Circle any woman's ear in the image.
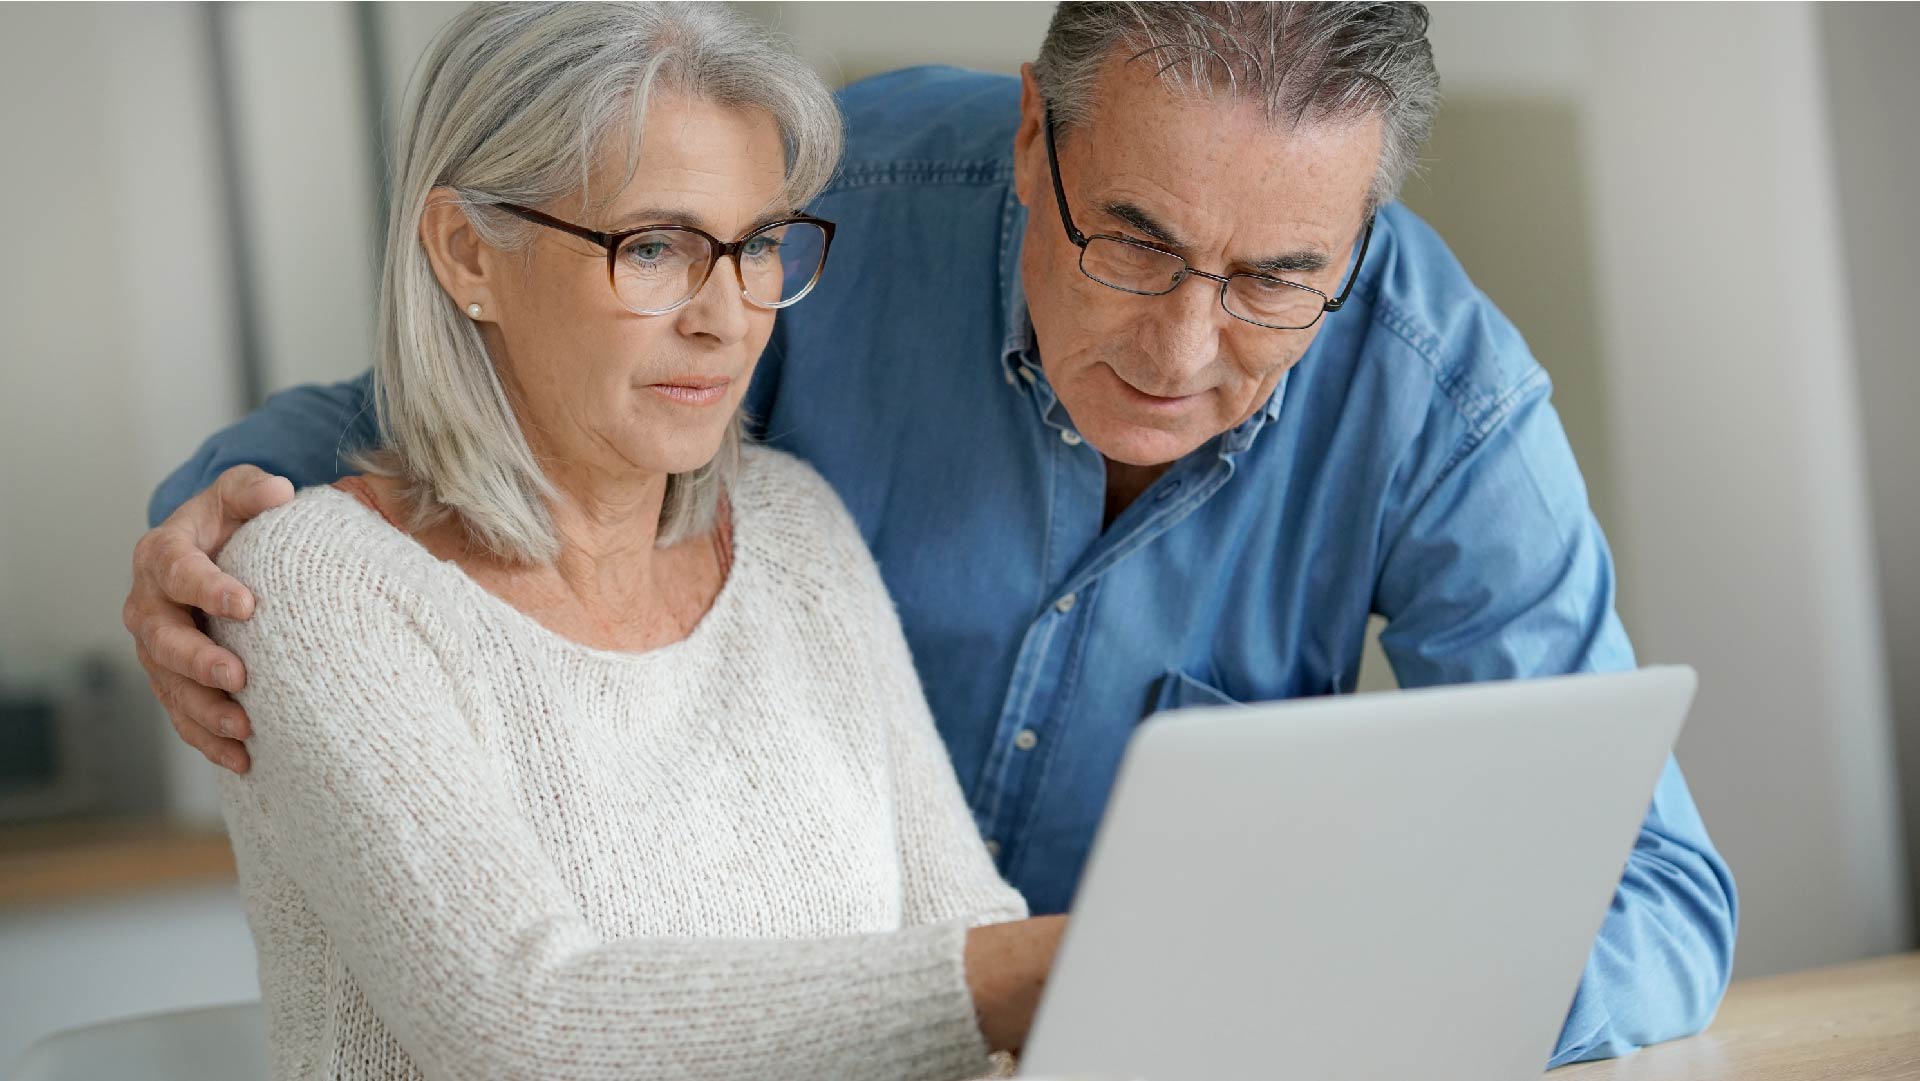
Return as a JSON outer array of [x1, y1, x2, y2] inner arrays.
[[419, 187, 496, 319]]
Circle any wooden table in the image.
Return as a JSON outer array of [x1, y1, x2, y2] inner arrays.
[[0, 817, 235, 906], [1548, 952, 1920, 1080]]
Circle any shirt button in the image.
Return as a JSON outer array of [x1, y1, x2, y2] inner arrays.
[[1054, 593, 1077, 614], [1019, 367, 1038, 384], [1060, 429, 1083, 446], [1014, 729, 1039, 751], [1003, 368, 1016, 385], [1155, 479, 1184, 501], [985, 839, 1002, 858]]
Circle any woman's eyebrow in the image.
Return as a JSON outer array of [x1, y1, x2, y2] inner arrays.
[[607, 207, 792, 236], [608, 207, 710, 230]]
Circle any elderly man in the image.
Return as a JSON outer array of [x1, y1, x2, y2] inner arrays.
[[127, 2, 1734, 1066]]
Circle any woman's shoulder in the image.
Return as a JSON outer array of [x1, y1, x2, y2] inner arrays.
[[217, 483, 443, 610], [731, 445, 880, 593], [734, 445, 852, 528]]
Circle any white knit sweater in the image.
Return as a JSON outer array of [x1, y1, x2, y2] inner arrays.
[[212, 447, 1028, 1081]]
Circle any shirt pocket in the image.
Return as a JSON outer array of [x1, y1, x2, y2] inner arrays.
[[1148, 668, 1246, 717]]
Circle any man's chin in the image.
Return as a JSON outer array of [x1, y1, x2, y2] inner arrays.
[[1064, 377, 1221, 466], [1079, 417, 1204, 469]]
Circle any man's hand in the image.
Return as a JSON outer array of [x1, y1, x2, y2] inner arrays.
[[125, 465, 295, 774]]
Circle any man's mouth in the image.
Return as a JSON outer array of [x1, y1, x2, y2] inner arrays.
[[1109, 366, 1203, 409]]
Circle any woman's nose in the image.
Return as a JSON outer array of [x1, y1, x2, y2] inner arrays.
[[676, 254, 754, 344]]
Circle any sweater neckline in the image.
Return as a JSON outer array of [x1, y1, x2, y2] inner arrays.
[[313, 483, 752, 668]]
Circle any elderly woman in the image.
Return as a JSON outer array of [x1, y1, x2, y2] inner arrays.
[[209, 5, 1061, 1079]]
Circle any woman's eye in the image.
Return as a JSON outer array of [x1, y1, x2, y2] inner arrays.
[[741, 235, 782, 260], [628, 242, 670, 263]]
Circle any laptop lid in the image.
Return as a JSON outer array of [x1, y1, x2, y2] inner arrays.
[[1019, 666, 1696, 1081]]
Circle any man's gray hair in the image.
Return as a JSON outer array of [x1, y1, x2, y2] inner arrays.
[[367, 2, 841, 564], [1034, 2, 1439, 211]]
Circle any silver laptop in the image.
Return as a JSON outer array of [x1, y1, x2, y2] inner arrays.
[[1019, 666, 1696, 1081]]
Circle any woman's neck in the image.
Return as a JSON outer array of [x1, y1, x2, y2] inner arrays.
[[539, 461, 673, 612], [372, 462, 727, 654]]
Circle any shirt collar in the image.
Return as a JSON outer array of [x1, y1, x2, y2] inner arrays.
[[1002, 301, 1038, 382], [1220, 370, 1289, 458], [998, 193, 1033, 376]]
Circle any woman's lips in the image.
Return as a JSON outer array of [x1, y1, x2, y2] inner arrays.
[[646, 377, 731, 406]]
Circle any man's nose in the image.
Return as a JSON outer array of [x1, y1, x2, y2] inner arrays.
[[1142, 273, 1227, 379]]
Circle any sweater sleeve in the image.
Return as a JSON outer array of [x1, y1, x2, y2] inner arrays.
[[804, 471, 1031, 931], [211, 507, 997, 1081]]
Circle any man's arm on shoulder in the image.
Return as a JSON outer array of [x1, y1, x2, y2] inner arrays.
[[149, 372, 377, 525], [1373, 377, 1738, 1066]]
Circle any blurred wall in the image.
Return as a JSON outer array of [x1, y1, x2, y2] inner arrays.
[[1821, 2, 1920, 942], [1574, 1, 1908, 975], [736, 1, 1051, 83], [0, 2, 242, 820], [0, 5, 235, 702], [0, 6, 260, 1065], [223, 3, 381, 393]]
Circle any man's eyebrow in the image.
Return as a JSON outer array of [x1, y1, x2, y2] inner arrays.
[[1102, 201, 1184, 248], [1103, 200, 1330, 276], [1250, 249, 1330, 276]]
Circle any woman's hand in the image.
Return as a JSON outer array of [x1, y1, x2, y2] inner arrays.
[[964, 914, 1068, 1053]]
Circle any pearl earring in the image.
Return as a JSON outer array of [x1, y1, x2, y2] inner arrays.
[[467, 303, 482, 318]]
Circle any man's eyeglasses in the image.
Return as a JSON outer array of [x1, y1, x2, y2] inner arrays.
[[493, 203, 836, 316], [1042, 108, 1373, 331]]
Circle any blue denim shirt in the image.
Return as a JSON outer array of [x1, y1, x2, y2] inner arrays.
[[154, 66, 1735, 1067]]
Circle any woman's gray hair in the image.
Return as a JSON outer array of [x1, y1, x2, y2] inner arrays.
[[1034, 2, 1439, 212], [366, 1, 842, 564]]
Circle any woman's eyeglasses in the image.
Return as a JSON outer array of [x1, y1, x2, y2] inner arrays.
[[494, 203, 836, 316]]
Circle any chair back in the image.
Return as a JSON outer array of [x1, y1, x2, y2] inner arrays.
[[9, 1003, 267, 1081]]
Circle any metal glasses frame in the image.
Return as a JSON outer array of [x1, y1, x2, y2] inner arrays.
[[1042, 107, 1373, 331]]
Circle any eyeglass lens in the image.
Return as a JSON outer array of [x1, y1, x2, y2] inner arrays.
[[612, 221, 828, 313], [1081, 236, 1325, 330]]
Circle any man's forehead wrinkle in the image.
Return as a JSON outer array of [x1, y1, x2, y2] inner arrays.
[[1097, 175, 1334, 275], [1100, 172, 1208, 236]]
